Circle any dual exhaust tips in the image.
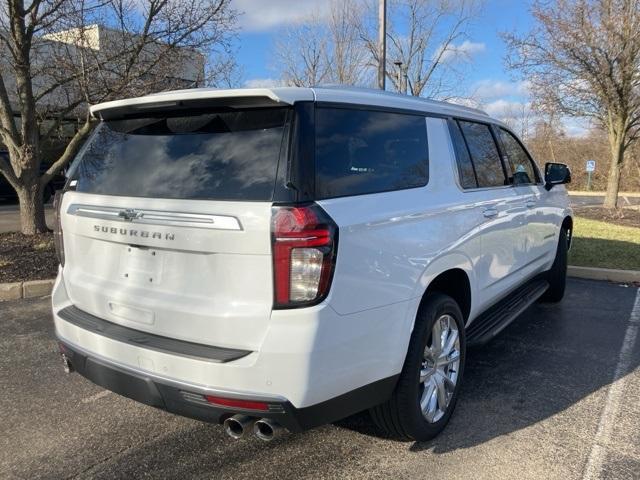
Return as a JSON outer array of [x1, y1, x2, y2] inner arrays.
[[223, 415, 283, 441]]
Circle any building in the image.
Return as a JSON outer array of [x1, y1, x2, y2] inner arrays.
[[42, 25, 205, 89], [1, 24, 206, 149]]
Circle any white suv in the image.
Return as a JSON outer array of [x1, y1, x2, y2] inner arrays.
[[52, 87, 572, 442]]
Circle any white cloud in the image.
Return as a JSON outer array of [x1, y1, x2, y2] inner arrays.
[[471, 80, 531, 100], [560, 117, 593, 138], [243, 77, 281, 88], [483, 99, 531, 119], [233, 0, 330, 31], [438, 40, 486, 63]]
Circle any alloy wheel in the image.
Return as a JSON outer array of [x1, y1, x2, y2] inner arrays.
[[419, 314, 461, 423]]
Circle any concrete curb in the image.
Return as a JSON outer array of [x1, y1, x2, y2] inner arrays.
[[0, 279, 54, 302], [568, 266, 640, 284], [568, 191, 640, 197]]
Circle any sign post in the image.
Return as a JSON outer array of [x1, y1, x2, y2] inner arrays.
[[586, 160, 596, 191]]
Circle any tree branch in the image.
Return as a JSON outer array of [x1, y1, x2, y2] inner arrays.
[[41, 117, 95, 187]]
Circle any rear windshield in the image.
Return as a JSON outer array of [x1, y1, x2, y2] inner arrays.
[[68, 108, 290, 201]]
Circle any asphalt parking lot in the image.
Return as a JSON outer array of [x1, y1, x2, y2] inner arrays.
[[1, 278, 639, 480]]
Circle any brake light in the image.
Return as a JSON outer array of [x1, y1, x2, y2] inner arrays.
[[52, 191, 65, 267], [271, 204, 338, 308]]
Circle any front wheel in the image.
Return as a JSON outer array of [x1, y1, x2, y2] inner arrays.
[[370, 293, 466, 441]]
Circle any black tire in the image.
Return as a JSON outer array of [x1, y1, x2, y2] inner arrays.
[[540, 227, 569, 303], [370, 293, 466, 441]]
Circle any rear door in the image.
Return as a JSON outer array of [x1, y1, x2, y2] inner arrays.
[[60, 107, 291, 351]]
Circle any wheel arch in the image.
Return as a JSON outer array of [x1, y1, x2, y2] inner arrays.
[[420, 268, 472, 324], [409, 252, 475, 333]]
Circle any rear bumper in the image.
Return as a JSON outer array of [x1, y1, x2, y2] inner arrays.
[[58, 339, 397, 432], [52, 270, 410, 429]]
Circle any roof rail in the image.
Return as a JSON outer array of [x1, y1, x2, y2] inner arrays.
[[312, 84, 488, 117]]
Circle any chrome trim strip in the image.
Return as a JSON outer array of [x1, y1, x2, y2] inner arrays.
[[67, 204, 243, 231], [55, 332, 287, 403]]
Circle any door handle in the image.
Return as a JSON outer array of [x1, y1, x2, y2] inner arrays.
[[526, 200, 536, 208], [483, 208, 498, 218]]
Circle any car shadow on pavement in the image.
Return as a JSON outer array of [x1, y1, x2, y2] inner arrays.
[[334, 280, 640, 454]]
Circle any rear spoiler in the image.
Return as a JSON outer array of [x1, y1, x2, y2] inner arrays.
[[90, 88, 313, 120]]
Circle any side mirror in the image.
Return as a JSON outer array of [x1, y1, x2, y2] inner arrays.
[[544, 162, 571, 191]]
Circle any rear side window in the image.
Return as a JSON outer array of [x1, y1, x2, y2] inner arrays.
[[68, 108, 290, 201], [457, 121, 506, 188], [498, 128, 539, 185], [315, 108, 429, 199]]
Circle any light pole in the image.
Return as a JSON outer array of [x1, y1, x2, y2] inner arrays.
[[378, 0, 387, 90]]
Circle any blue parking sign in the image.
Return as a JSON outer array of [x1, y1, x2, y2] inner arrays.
[[586, 160, 596, 172]]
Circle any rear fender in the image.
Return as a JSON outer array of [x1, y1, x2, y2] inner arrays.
[[406, 252, 476, 334]]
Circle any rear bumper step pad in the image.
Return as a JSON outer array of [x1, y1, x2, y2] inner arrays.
[[57, 305, 251, 363]]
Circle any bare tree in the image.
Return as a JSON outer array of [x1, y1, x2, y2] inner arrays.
[[526, 122, 640, 192], [358, 0, 482, 97], [504, 0, 640, 208], [0, 0, 238, 234], [327, 0, 371, 85], [274, 13, 330, 87], [274, 0, 371, 87]]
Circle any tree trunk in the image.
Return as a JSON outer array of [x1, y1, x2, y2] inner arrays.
[[17, 181, 48, 235], [603, 132, 625, 209]]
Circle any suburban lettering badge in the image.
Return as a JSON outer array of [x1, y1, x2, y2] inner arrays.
[[93, 225, 175, 240]]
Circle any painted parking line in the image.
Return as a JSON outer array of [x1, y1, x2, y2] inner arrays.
[[582, 287, 640, 480]]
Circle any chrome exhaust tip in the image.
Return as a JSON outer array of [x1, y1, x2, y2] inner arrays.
[[223, 415, 254, 439], [253, 418, 283, 441]]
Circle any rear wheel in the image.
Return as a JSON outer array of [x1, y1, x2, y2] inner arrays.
[[540, 227, 569, 303], [370, 293, 466, 441]]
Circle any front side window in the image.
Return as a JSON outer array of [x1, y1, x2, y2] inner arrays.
[[457, 121, 506, 188], [498, 128, 539, 185], [315, 108, 429, 199], [68, 108, 290, 201]]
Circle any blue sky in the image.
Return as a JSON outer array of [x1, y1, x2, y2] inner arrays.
[[230, 0, 540, 125]]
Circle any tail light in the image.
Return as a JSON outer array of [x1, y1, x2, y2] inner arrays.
[[53, 191, 65, 266], [271, 203, 338, 308]]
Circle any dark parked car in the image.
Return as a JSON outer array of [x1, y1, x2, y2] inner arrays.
[[0, 151, 67, 203]]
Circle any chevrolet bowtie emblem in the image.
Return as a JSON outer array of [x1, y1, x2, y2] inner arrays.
[[118, 209, 141, 221]]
